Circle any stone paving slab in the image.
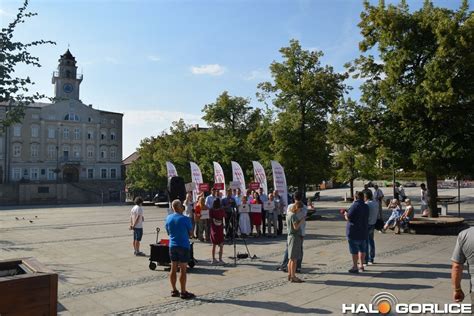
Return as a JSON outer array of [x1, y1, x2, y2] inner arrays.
[[1, 199, 473, 315]]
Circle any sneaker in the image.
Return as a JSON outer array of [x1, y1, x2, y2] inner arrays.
[[348, 268, 359, 274], [368, 261, 374, 265], [180, 291, 196, 299], [136, 251, 146, 256], [171, 289, 180, 297], [212, 259, 218, 265], [219, 259, 226, 265]]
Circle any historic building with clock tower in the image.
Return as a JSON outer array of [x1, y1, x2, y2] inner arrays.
[[0, 50, 124, 204]]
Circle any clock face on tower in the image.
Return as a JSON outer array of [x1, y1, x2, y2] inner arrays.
[[63, 83, 74, 93]]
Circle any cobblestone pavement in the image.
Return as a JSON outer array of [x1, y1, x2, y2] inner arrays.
[[1, 189, 473, 315]]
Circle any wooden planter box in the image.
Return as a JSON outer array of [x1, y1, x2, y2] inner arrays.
[[0, 258, 58, 315]]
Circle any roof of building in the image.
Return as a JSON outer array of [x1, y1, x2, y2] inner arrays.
[[61, 49, 76, 61], [122, 152, 139, 165]]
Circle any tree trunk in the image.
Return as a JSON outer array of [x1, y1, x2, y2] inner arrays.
[[426, 171, 439, 218]]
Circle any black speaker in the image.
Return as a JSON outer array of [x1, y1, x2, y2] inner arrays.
[[168, 176, 186, 202]]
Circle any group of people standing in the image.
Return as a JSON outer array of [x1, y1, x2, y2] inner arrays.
[[184, 187, 287, 242]]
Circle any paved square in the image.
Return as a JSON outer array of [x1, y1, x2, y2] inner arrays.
[[1, 187, 473, 315]]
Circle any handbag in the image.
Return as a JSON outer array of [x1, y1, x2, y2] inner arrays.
[[374, 218, 384, 230]]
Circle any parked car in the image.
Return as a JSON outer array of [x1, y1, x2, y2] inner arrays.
[[384, 181, 400, 187], [153, 191, 168, 203], [404, 182, 417, 187]]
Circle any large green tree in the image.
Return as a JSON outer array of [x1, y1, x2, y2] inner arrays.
[[350, 0, 474, 216], [0, 0, 55, 129], [328, 99, 379, 198], [258, 39, 347, 192], [201, 91, 264, 181]]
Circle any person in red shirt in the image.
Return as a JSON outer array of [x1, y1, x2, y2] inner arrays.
[[250, 192, 263, 237], [210, 198, 225, 264]]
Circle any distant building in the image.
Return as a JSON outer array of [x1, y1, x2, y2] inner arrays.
[[0, 50, 124, 204]]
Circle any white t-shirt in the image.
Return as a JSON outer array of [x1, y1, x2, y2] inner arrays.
[[130, 205, 144, 228], [421, 189, 428, 206]]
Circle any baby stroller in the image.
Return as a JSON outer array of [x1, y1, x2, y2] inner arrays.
[[149, 227, 196, 270]]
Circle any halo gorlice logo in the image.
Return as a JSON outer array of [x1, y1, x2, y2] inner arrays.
[[342, 292, 472, 314], [370, 292, 398, 315], [342, 292, 398, 315]]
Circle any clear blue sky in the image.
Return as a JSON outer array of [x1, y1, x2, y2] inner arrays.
[[0, 0, 465, 159]]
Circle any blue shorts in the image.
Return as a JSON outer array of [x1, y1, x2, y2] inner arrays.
[[133, 228, 143, 241], [348, 239, 366, 254], [169, 246, 190, 263]]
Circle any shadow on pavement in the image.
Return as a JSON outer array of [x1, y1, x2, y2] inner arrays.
[[306, 280, 432, 290], [197, 298, 332, 314]]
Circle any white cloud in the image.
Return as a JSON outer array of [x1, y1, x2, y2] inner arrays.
[[122, 109, 206, 158], [190, 64, 226, 76], [104, 57, 119, 64], [242, 69, 271, 81], [147, 55, 160, 62]]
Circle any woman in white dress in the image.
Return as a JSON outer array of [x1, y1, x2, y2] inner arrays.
[[238, 195, 251, 237]]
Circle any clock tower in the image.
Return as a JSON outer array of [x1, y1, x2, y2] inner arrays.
[[52, 49, 83, 101]]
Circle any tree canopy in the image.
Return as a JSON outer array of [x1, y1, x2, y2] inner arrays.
[[349, 0, 474, 215], [258, 39, 347, 192], [0, 0, 55, 130]]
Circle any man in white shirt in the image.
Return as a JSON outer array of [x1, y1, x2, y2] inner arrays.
[[259, 188, 269, 236], [130, 196, 145, 256]]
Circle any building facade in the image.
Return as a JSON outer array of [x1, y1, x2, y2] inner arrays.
[[0, 50, 123, 185]]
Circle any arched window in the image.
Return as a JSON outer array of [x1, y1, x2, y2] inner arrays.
[[64, 113, 80, 121]]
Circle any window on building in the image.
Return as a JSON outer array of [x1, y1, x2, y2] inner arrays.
[[111, 119, 116, 124], [110, 148, 116, 160], [13, 125, 21, 137], [48, 127, 55, 139], [32, 114, 40, 120], [88, 117, 92, 122], [12, 168, 21, 180], [100, 149, 107, 159], [64, 113, 79, 121], [63, 127, 69, 139], [87, 168, 94, 179], [48, 115, 56, 120], [101, 168, 107, 179], [74, 128, 81, 140], [30, 143, 39, 158], [110, 132, 116, 141], [31, 125, 39, 138], [30, 168, 39, 180], [47, 168, 56, 180], [110, 168, 117, 179], [87, 146, 94, 159], [73, 145, 81, 158], [101, 131, 106, 140], [47, 145, 56, 160], [13, 144, 21, 157], [63, 145, 69, 159], [23, 169, 28, 177], [87, 130, 94, 140], [38, 187, 49, 194]]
